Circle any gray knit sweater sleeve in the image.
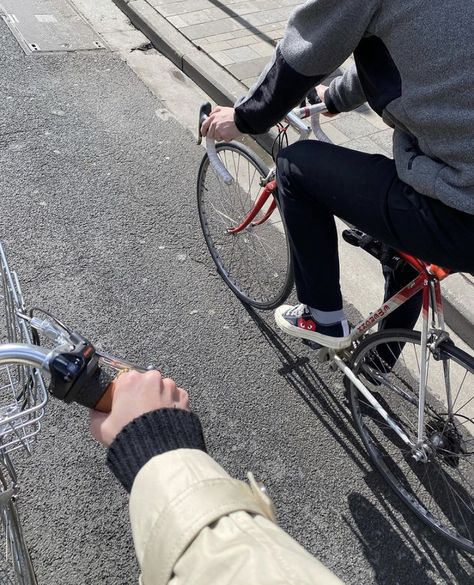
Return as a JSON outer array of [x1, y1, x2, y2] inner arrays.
[[235, 0, 380, 134], [279, 0, 379, 76], [326, 64, 366, 114]]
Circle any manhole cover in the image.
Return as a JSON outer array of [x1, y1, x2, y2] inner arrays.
[[0, 0, 106, 54]]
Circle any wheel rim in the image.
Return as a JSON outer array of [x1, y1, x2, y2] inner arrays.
[[0, 466, 36, 585], [0, 501, 32, 585], [351, 332, 474, 550], [198, 144, 292, 309]]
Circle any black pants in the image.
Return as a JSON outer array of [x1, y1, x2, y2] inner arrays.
[[276, 141, 474, 330]]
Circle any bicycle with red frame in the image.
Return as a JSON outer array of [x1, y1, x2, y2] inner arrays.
[[196, 99, 474, 552]]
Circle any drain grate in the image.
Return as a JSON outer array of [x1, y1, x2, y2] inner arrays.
[[0, 0, 106, 54]]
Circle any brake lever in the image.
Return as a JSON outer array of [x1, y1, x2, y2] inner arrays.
[[307, 88, 322, 106], [197, 102, 212, 145], [94, 350, 151, 373]]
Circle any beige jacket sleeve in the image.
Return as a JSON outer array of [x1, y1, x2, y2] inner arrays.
[[129, 449, 344, 585]]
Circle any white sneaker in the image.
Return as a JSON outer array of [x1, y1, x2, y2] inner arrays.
[[274, 304, 351, 350]]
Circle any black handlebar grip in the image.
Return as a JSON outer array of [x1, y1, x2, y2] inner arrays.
[[197, 102, 212, 144], [74, 366, 116, 412]]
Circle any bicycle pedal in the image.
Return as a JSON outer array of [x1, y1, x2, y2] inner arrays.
[[316, 347, 332, 364], [342, 228, 364, 247], [302, 339, 322, 350]]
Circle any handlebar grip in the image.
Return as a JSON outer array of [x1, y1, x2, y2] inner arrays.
[[94, 379, 117, 413], [197, 102, 234, 185], [73, 366, 117, 411], [197, 102, 212, 144], [310, 113, 332, 143], [206, 140, 234, 185], [199, 102, 212, 127]]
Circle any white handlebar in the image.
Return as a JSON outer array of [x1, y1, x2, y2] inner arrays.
[[291, 102, 332, 144], [201, 99, 331, 182], [206, 139, 234, 185], [310, 112, 332, 144]]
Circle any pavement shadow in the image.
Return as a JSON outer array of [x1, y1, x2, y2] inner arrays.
[[346, 480, 474, 584], [242, 304, 372, 474], [346, 492, 438, 585], [242, 304, 474, 583], [208, 0, 278, 47]]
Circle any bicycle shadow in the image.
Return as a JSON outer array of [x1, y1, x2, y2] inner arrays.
[[241, 303, 373, 474], [346, 479, 474, 585], [241, 304, 474, 584], [345, 492, 438, 585]]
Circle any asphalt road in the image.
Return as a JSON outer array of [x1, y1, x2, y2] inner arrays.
[[0, 18, 473, 585]]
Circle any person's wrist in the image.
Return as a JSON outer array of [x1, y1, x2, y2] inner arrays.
[[324, 86, 340, 115], [324, 88, 341, 116], [107, 409, 207, 492]]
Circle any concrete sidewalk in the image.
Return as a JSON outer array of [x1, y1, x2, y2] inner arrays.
[[112, 0, 474, 348]]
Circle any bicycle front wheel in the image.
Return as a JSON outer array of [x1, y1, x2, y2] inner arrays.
[[349, 329, 474, 552], [0, 466, 37, 585], [197, 142, 293, 310]]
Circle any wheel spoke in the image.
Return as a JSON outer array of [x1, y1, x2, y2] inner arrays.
[[198, 145, 292, 308], [350, 330, 474, 551]]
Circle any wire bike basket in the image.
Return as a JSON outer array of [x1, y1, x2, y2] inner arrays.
[[0, 244, 47, 456]]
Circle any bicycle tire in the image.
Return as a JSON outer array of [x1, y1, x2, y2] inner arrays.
[[197, 141, 294, 310], [0, 467, 37, 585], [348, 328, 474, 552]]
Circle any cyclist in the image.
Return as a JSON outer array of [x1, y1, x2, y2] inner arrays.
[[91, 370, 343, 585], [201, 0, 474, 349]]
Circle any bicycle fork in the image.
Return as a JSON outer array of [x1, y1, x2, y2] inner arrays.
[[227, 180, 277, 234]]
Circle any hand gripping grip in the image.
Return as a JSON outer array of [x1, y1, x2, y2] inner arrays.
[[94, 379, 117, 412], [74, 366, 117, 412], [304, 90, 332, 143], [197, 102, 234, 186]]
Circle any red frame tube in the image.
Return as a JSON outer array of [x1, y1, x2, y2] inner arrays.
[[226, 185, 453, 334], [227, 181, 277, 234], [352, 258, 451, 338], [252, 200, 277, 226]]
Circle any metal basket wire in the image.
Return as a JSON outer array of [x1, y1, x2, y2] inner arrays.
[[0, 244, 47, 456]]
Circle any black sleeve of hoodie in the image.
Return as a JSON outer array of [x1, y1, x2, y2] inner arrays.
[[107, 409, 207, 493], [234, 47, 324, 135]]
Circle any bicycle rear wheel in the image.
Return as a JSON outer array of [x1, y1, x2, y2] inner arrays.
[[0, 464, 37, 585], [349, 329, 474, 551], [197, 142, 293, 310]]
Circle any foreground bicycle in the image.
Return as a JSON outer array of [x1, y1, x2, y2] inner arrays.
[[197, 101, 474, 551], [0, 244, 148, 584]]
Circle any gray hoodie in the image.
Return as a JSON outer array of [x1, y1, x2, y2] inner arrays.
[[234, 0, 474, 215]]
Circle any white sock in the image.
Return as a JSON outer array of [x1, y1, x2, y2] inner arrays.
[[308, 306, 349, 336]]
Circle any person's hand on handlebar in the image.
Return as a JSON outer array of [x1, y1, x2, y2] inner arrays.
[[316, 84, 336, 118], [201, 106, 242, 142], [90, 370, 190, 446]]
